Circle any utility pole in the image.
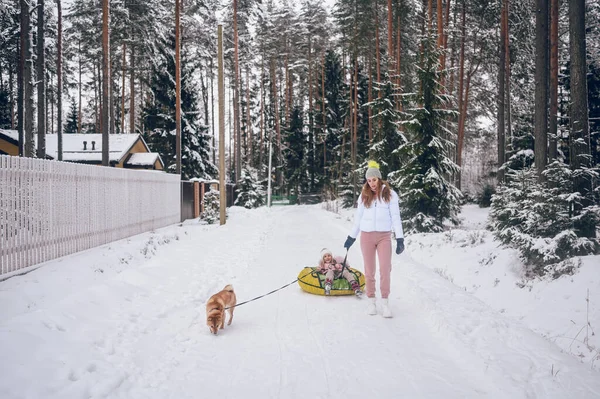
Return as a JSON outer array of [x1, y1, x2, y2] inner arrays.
[[267, 132, 273, 208], [218, 25, 226, 225], [175, 0, 182, 176]]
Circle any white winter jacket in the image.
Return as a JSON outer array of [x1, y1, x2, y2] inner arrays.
[[349, 186, 404, 239]]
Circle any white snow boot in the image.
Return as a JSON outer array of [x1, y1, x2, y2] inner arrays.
[[367, 297, 377, 315], [381, 298, 393, 318]]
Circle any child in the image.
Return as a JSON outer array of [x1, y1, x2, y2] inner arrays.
[[317, 248, 362, 296]]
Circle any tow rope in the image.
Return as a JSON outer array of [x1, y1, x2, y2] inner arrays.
[[225, 250, 349, 310]]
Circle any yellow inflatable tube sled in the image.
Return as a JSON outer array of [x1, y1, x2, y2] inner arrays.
[[297, 267, 366, 296]]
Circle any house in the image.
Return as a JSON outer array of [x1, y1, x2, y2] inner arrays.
[[0, 129, 18, 156], [0, 129, 163, 170]]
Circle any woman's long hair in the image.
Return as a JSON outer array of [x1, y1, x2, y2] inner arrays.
[[361, 179, 391, 208]]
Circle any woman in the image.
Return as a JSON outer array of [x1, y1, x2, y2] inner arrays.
[[344, 161, 404, 318]]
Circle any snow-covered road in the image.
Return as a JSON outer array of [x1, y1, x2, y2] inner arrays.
[[1, 206, 598, 398]]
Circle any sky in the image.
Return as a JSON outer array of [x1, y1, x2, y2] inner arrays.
[[0, 204, 599, 398]]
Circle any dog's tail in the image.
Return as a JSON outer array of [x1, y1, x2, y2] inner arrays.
[[223, 284, 234, 292]]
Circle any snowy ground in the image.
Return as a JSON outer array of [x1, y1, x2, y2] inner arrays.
[[1, 204, 599, 399]]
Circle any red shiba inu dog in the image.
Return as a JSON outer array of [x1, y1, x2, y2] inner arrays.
[[206, 284, 236, 335]]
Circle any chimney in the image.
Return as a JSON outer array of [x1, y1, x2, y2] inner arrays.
[[83, 141, 87, 150], [91, 141, 96, 150]]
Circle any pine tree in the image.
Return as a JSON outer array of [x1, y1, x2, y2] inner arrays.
[[142, 36, 217, 180], [283, 106, 306, 194], [368, 80, 406, 178], [393, 36, 461, 233], [64, 98, 78, 133], [234, 166, 264, 208]]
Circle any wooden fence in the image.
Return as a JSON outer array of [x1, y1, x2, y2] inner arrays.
[[0, 155, 181, 279]]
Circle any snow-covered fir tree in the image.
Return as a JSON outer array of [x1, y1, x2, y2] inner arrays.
[[313, 50, 348, 192], [234, 166, 264, 209], [368, 80, 406, 179], [283, 106, 306, 194], [142, 36, 217, 180], [393, 36, 461, 233], [64, 98, 78, 133], [202, 189, 221, 224], [0, 86, 11, 129], [489, 162, 599, 274], [338, 64, 372, 208]]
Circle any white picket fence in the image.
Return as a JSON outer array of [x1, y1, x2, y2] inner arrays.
[[0, 155, 181, 278]]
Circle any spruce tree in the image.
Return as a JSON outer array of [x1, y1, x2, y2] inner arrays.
[[489, 163, 599, 272], [0, 86, 10, 129], [142, 36, 217, 180], [393, 37, 461, 233], [368, 80, 406, 179], [234, 166, 264, 209], [312, 50, 348, 193], [64, 98, 78, 133], [283, 106, 306, 194], [202, 189, 221, 224]]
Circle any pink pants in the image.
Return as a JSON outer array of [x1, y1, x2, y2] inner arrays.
[[360, 231, 392, 299]]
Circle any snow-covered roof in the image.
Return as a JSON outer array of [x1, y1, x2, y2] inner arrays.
[[47, 134, 145, 163], [0, 129, 18, 142], [188, 178, 219, 184], [126, 152, 162, 167], [0, 132, 148, 163]]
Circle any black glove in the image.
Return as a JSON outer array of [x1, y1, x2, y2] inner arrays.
[[396, 238, 405, 255], [344, 236, 356, 249]]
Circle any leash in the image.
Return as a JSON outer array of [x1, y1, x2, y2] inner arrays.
[[224, 250, 351, 310], [224, 268, 315, 310]]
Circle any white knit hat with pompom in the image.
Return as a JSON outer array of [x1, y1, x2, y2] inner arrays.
[[320, 248, 332, 259]]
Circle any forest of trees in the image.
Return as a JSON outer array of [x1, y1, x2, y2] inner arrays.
[[1, 0, 599, 266]]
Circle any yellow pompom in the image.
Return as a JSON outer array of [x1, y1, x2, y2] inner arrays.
[[367, 160, 380, 169]]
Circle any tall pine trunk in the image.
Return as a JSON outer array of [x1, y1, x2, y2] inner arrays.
[[78, 40, 82, 133], [36, 0, 46, 158], [121, 43, 126, 133], [175, 0, 181, 174], [270, 59, 281, 185], [548, 0, 558, 160], [259, 65, 264, 174], [457, 0, 465, 169], [129, 42, 135, 133], [101, 0, 110, 165], [569, 0, 594, 238], [245, 67, 252, 164], [211, 58, 216, 165], [534, 0, 549, 180], [22, 0, 34, 157], [396, 14, 401, 109], [321, 52, 326, 178], [57, 0, 63, 160], [17, 0, 23, 155], [9, 59, 15, 129], [375, 0, 381, 84], [233, 0, 241, 182], [387, 0, 393, 74], [504, 0, 512, 144], [308, 36, 315, 186], [497, 0, 506, 183]]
